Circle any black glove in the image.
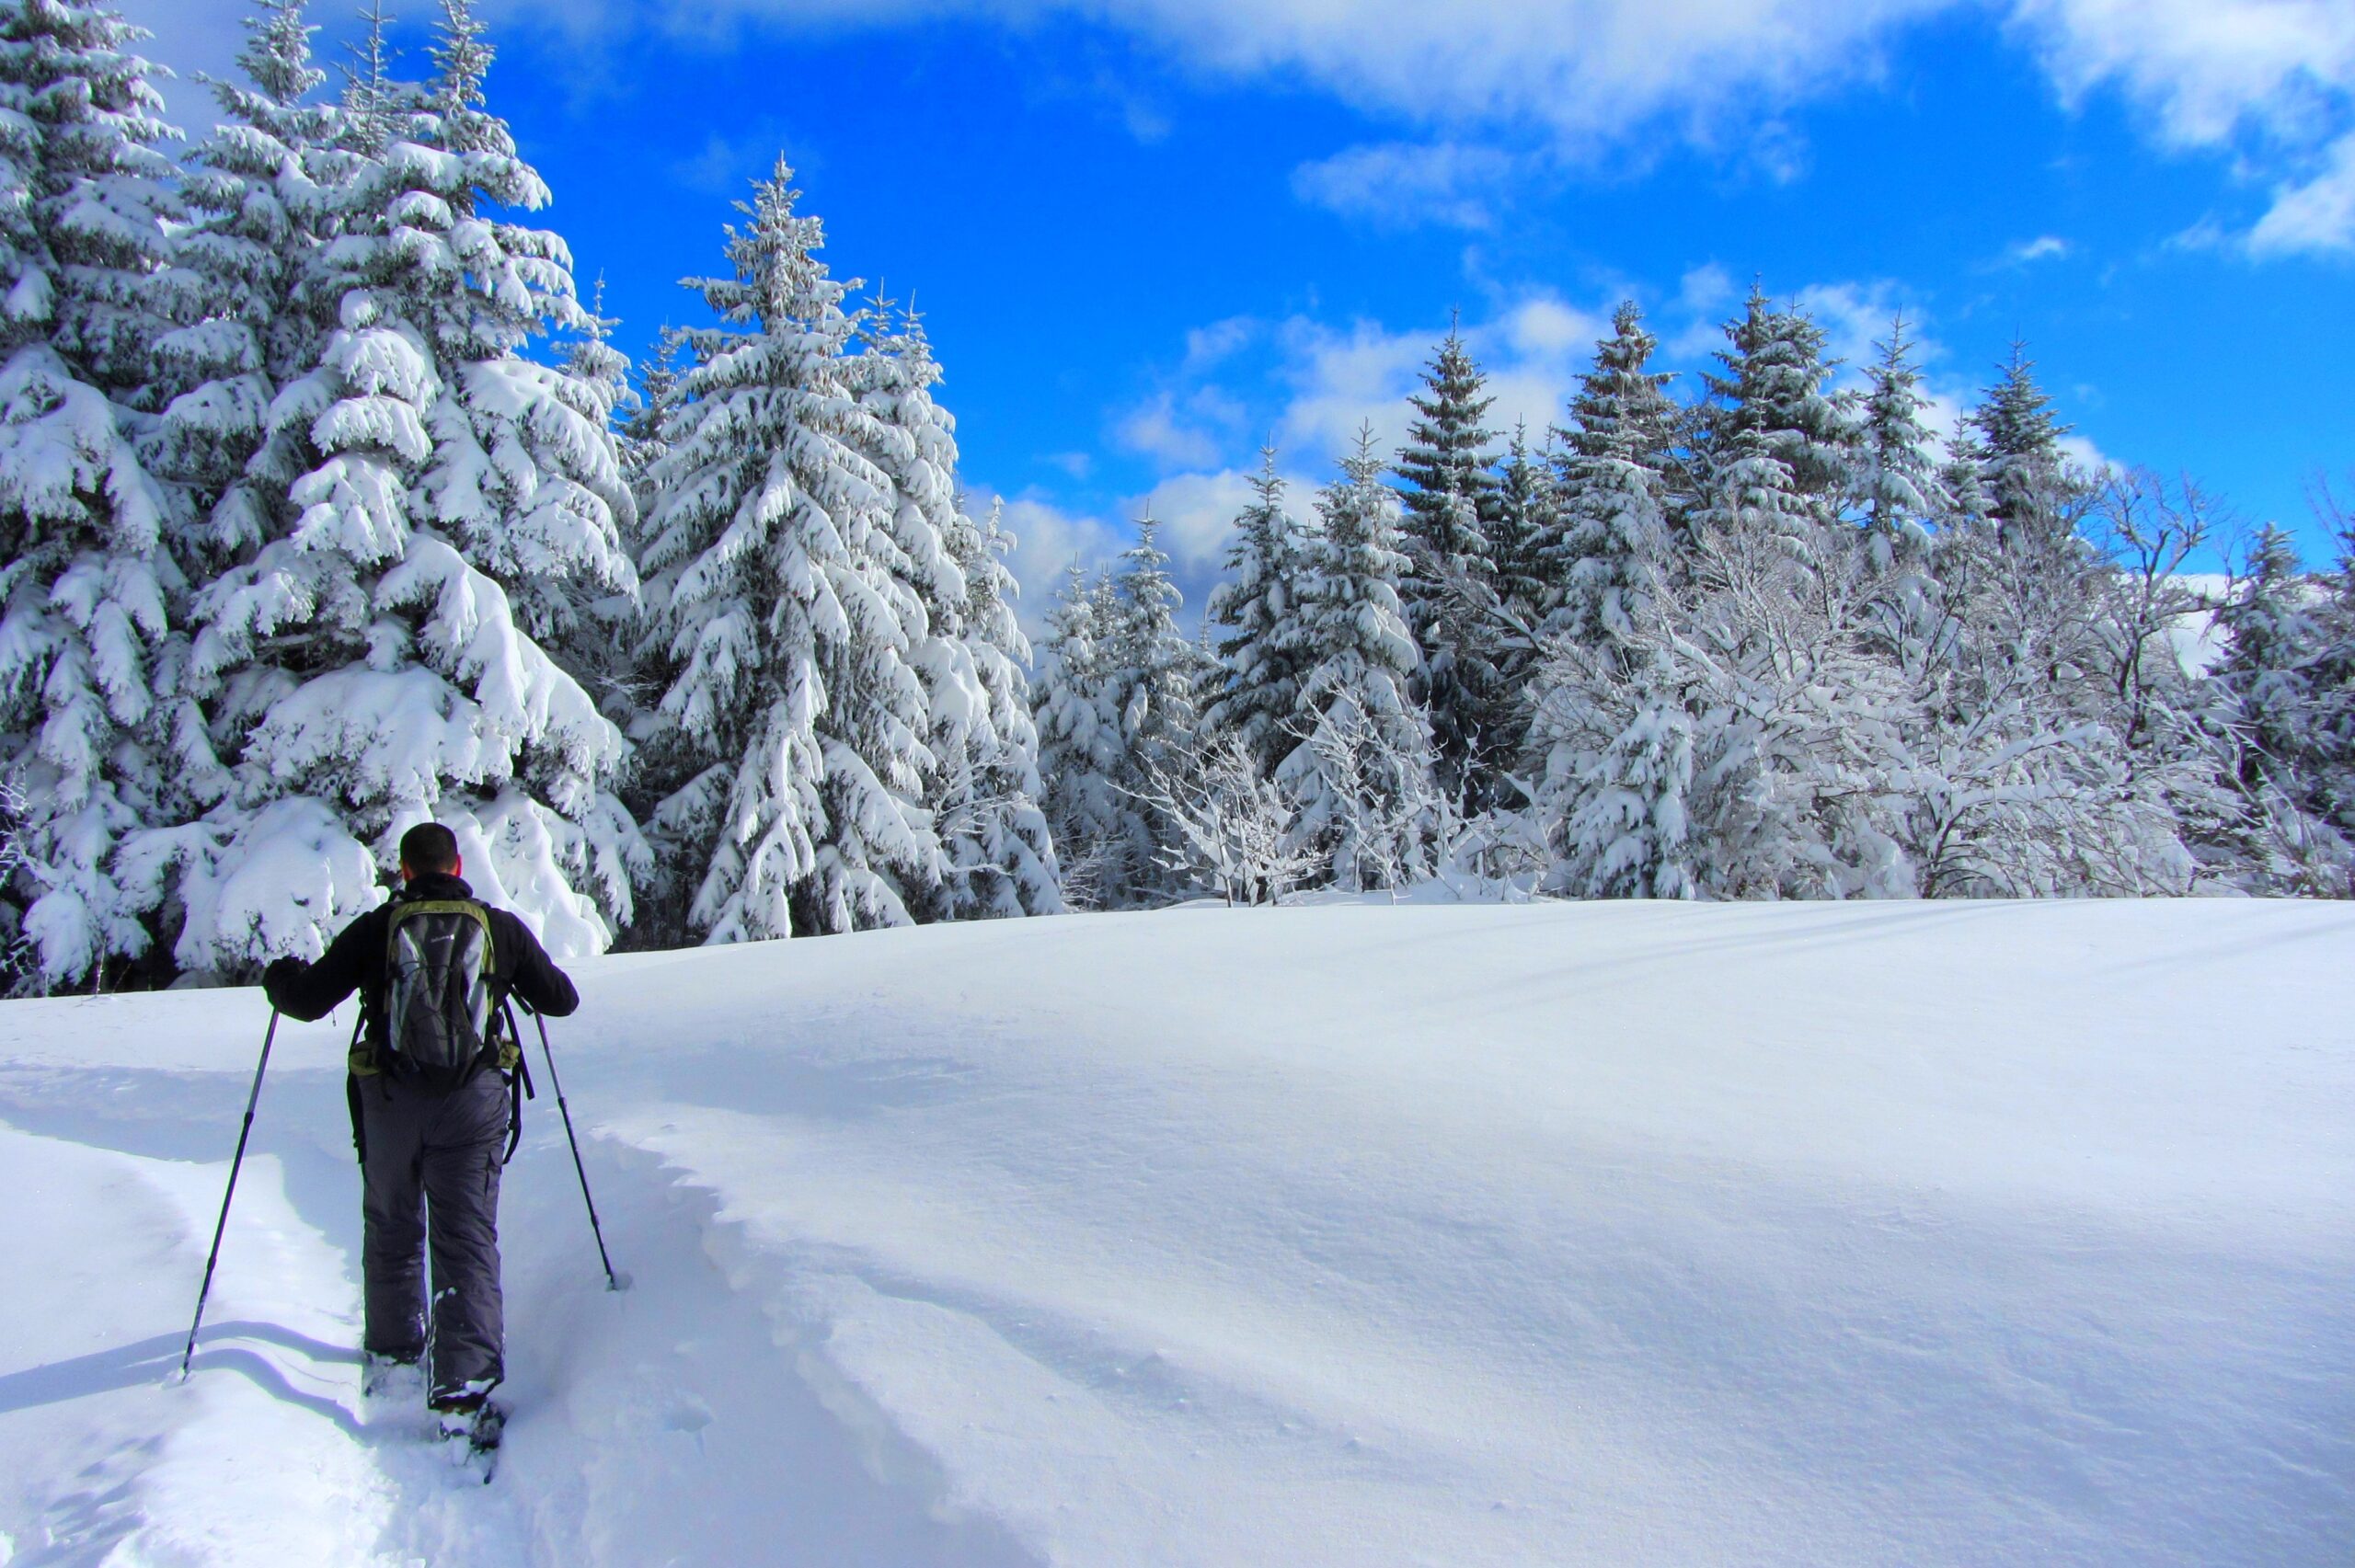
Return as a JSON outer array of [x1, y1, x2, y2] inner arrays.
[[262, 955, 304, 1003]]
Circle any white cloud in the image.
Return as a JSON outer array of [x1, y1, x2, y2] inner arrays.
[[1181, 316, 1260, 373], [1678, 263, 1738, 315], [2249, 131, 2355, 255], [1137, 469, 1264, 578], [1291, 142, 1522, 229], [535, 0, 1954, 159], [981, 491, 1130, 636], [1116, 387, 1245, 470], [2010, 0, 2355, 148], [2058, 432, 2115, 473], [1791, 280, 1927, 384], [140, 0, 2355, 258], [2002, 235, 2075, 265], [1499, 294, 1603, 359], [669, 123, 820, 195], [2011, 0, 2355, 255], [1268, 315, 1434, 464]]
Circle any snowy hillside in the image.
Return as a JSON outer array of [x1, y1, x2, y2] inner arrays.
[[1, 900, 2349, 1566]]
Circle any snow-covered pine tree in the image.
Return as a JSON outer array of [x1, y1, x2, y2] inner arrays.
[[2308, 509, 2355, 841], [156, 0, 339, 576], [1967, 342, 2075, 549], [1489, 421, 1560, 630], [1392, 324, 1506, 807], [936, 498, 1061, 917], [1935, 429, 1991, 532], [1203, 447, 1307, 770], [1548, 301, 1679, 647], [854, 300, 1058, 921], [545, 277, 649, 727], [132, 0, 646, 978], [1031, 562, 1127, 908], [1394, 321, 1500, 570], [635, 156, 936, 943], [0, 0, 190, 989], [1696, 284, 1854, 538], [1851, 313, 1947, 563], [1100, 517, 1202, 897], [620, 324, 684, 515], [2217, 525, 2317, 775], [1277, 428, 1437, 891], [1531, 647, 1701, 901], [2210, 522, 2352, 889]]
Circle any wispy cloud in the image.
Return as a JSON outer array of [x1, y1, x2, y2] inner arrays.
[[668, 122, 822, 196], [135, 0, 2355, 257], [1115, 387, 1246, 470], [2249, 131, 2355, 255], [1291, 142, 1524, 230], [2000, 235, 2075, 265], [2011, 0, 2355, 255]]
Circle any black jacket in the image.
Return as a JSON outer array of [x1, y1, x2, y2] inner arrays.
[[263, 873, 580, 1059]]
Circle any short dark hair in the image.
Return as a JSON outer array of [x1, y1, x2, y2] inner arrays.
[[398, 821, 460, 875]]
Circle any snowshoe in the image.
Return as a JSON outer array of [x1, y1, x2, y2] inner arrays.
[[435, 1397, 504, 1482]]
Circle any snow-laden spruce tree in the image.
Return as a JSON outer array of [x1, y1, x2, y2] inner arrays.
[[2303, 507, 2355, 843], [1489, 422, 1558, 624], [0, 0, 194, 989], [1967, 342, 2074, 547], [1098, 519, 1203, 897], [1203, 448, 1308, 770], [854, 303, 1057, 920], [1547, 301, 1680, 647], [936, 498, 1061, 917], [1031, 563, 1129, 907], [1844, 314, 1951, 664], [636, 157, 939, 942], [128, 0, 646, 977], [1697, 285, 1854, 535], [1277, 429, 1438, 891], [155, 0, 339, 576], [1851, 314, 1947, 560], [621, 325, 683, 520], [1394, 322, 1500, 576], [2206, 522, 2352, 892], [1392, 326, 1506, 807]]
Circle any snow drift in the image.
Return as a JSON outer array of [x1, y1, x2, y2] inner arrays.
[[0, 898, 2349, 1564]]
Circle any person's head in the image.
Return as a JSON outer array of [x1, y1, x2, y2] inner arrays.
[[397, 821, 462, 882]]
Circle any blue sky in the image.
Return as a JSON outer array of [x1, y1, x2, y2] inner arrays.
[[136, 0, 2353, 626]]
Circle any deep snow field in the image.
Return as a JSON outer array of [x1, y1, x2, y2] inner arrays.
[[0, 898, 2349, 1566]]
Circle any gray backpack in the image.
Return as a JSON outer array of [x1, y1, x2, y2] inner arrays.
[[382, 899, 499, 1092]]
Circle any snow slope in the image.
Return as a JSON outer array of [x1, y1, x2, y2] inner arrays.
[[1, 899, 2349, 1565]]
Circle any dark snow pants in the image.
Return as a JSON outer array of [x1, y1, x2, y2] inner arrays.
[[355, 1069, 510, 1402]]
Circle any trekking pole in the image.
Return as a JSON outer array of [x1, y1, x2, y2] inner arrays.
[[179, 1010, 280, 1379], [532, 1011, 627, 1291]]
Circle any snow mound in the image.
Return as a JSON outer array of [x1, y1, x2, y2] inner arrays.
[[1, 898, 2349, 1564]]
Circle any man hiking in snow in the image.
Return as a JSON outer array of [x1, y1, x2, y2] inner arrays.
[[262, 822, 579, 1440]]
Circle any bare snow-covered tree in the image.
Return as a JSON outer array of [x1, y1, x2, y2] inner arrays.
[[1129, 735, 1317, 907]]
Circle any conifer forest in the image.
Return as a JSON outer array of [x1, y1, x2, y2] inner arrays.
[[4, 0, 2350, 994]]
